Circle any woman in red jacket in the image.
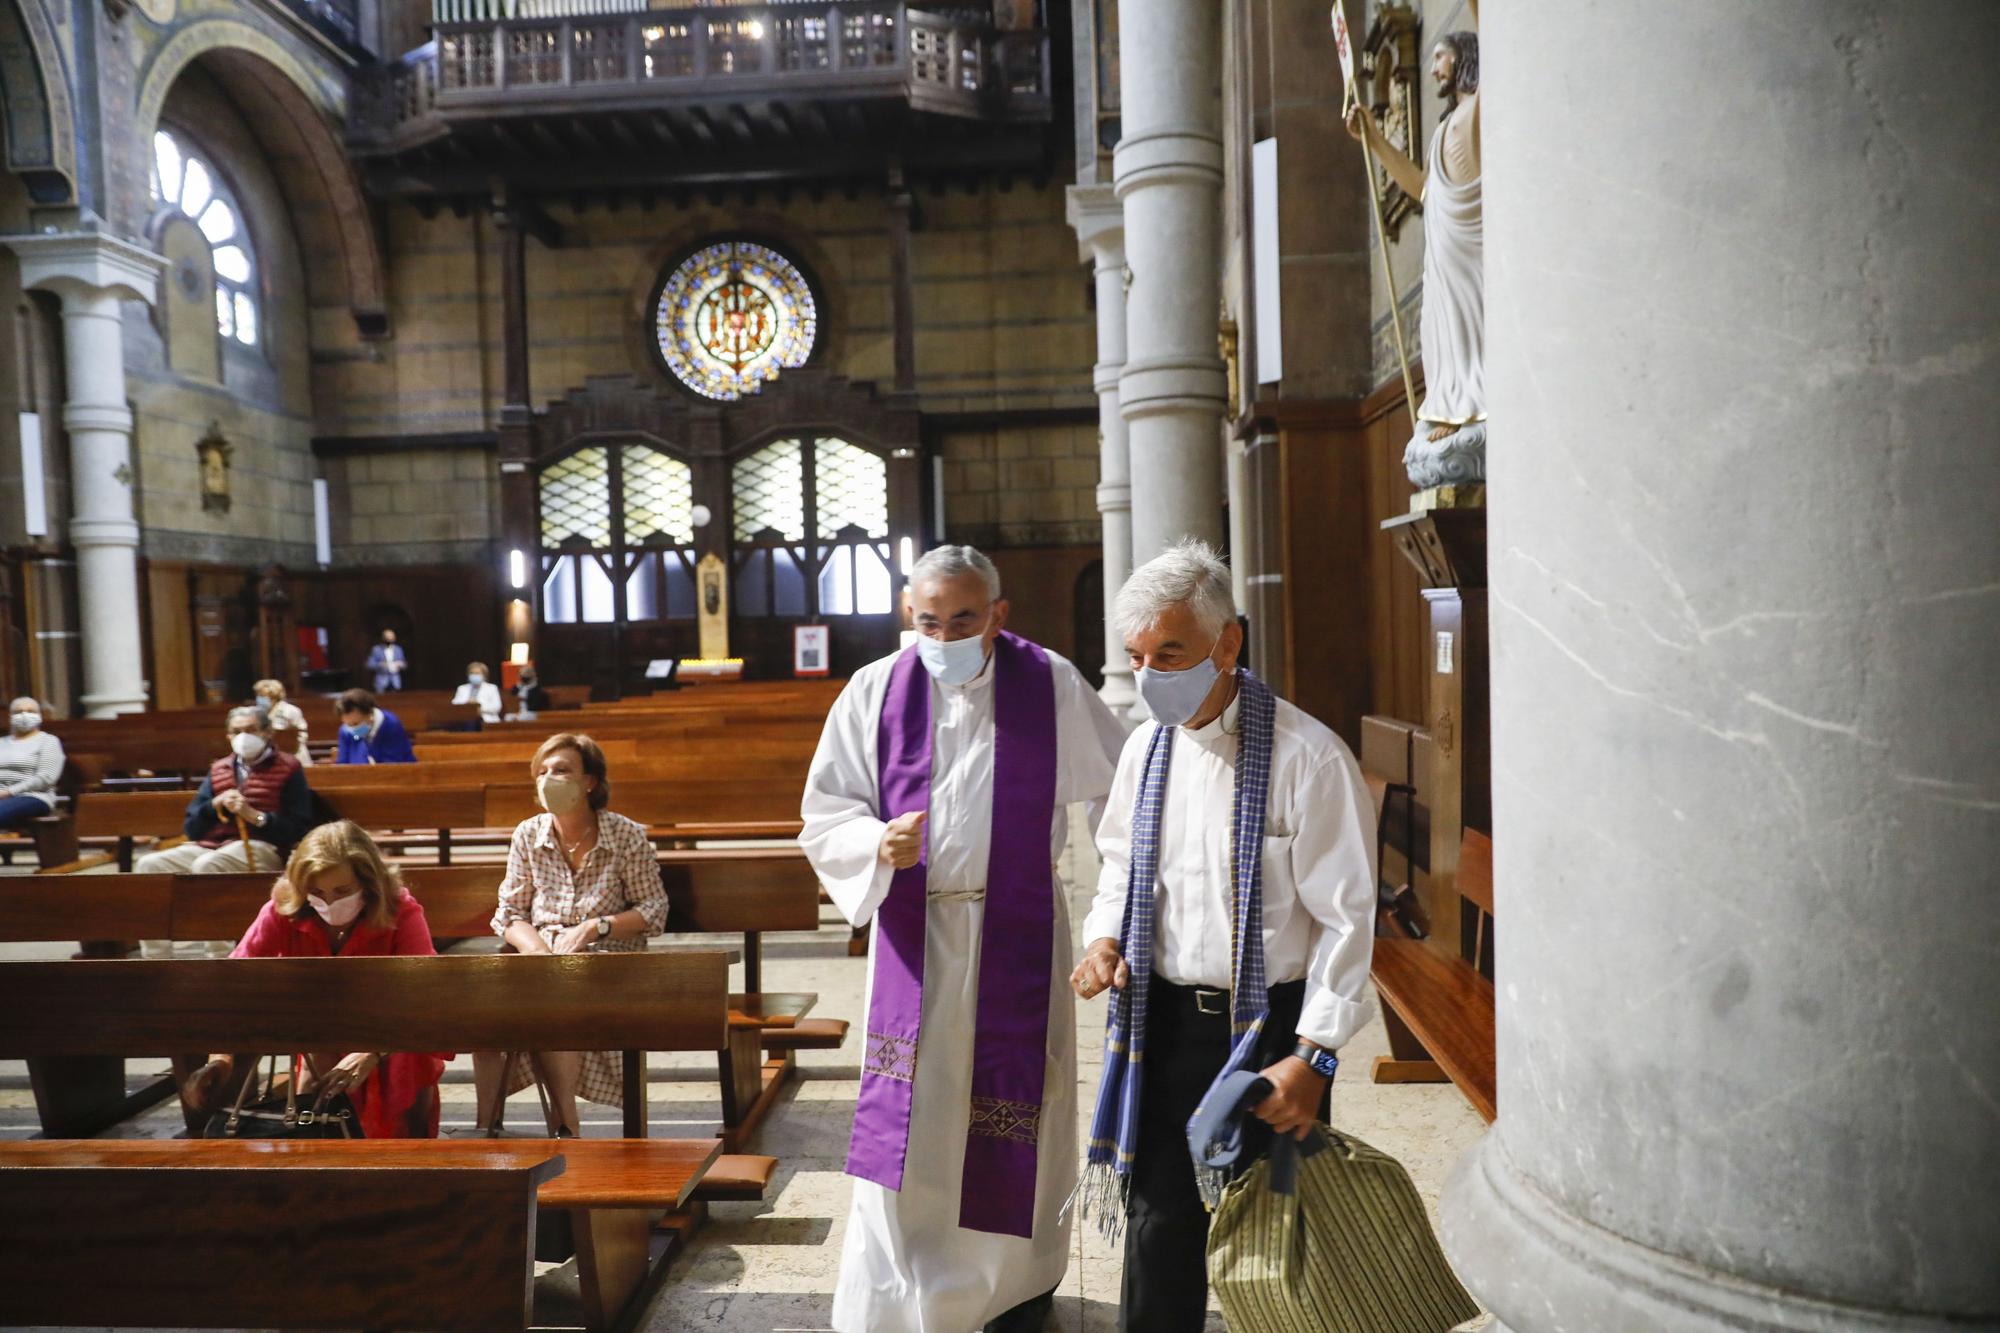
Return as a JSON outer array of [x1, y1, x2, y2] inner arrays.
[[181, 820, 448, 1137]]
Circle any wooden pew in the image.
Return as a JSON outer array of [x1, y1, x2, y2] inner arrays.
[[0, 853, 842, 1145], [306, 753, 810, 790], [73, 785, 488, 870], [1368, 828, 1497, 1122], [0, 1139, 569, 1329], [0, 953, 729, 1330], [484, 778, 804, 830]]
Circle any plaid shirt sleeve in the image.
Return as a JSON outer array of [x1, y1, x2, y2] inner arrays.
[[492, 822, 536, 936], [613, 818, 669, 935]]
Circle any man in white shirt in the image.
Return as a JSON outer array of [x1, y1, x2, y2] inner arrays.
[[801, 544, 1127, 1333], [1073, 540, 1376, 1332]]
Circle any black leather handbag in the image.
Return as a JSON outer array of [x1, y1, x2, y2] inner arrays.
[[204, 1055, 361, 1141]]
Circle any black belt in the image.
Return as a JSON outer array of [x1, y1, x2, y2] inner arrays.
[[1151, 974, 1306, 1019]]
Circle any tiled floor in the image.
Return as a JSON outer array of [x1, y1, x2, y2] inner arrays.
[[0, 813, 1488, 1331]]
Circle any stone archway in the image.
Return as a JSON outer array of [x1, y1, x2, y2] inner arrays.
[[135, 21, 388, 337], [0, 0, 78, 204]]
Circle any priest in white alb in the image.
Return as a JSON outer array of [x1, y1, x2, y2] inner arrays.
[[800, 544, 1127, 1333]]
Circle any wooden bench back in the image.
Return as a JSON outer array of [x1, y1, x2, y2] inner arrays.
[[0, 873, 177, 940], [660, 849, 821, 934], [306, 753, 807, 789], [0, 952, 729, 1057], [74, 789, 188, 839], [485, 778, 800, 828], [0, 1140, 562, 1330], [156, 865, 508, 940], [0, 852, 818, 945], [72, 785, 488, 840], [1457, 828, 1494, 916]]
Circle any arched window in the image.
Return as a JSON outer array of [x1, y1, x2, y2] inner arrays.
[[731, 436, 892, 618], [537, 441, 697, 625], [150, 129, 259, 347]]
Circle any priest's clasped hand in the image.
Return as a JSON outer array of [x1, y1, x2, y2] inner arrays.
[[1253, 1053, 1328, 1141], [1070, 937, 1130, 999], [878, 810, 927, 869]]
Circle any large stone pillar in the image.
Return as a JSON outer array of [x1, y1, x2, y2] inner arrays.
[[1066, 184, 1137, 716], [1114, 0, 1226, 562], [4, 232, 163, 717], [1441, 5, 2000, 1331]]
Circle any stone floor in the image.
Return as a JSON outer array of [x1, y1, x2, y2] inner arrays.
[[0, 813, 1488, 1331]]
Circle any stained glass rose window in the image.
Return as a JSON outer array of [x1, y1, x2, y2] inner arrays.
[[655, 241, 818, 400]]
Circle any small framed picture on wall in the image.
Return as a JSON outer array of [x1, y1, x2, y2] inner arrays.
[[793, 624, 831, 678]]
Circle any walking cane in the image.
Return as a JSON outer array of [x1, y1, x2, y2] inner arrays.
[[232, 807, 255, 871]]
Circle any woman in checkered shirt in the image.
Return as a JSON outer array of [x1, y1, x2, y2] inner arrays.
[[474, 732, 670, 1135]]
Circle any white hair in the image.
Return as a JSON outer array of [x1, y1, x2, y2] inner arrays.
[[909, 544, 1001, 602], [225, 705, 269, 733], [1113, 539, 1237, 644]]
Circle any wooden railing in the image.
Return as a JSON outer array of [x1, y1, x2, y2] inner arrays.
[[352, 1, 1049, 142]]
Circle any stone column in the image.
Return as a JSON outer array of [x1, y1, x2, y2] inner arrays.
[[1066, 184, 1137, 716], [1114, 0, 1226, 563], [1441, 5, 2000, 1331], [3, 232, 163, 717]]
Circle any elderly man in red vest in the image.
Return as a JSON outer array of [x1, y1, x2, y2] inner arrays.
[[138, 705, 315, 958]]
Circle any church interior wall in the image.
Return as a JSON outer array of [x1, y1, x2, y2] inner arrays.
[[126, 66, 316, 568], [315, 179, 1099, 572]]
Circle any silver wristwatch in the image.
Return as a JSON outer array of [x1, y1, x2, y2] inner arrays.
[[594, 916, 612, 939]]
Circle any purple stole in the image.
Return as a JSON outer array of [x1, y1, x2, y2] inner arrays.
[[846, 631, 1058, 1238]]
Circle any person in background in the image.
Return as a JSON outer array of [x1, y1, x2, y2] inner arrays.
[[474, 733, 669, 1137], [513, 665, 550, 720], [137, 706, 314, 958], [253, 678, 312, 767], [452, 661, 503, 724], [334, 688, 416, 765], [366, 629, 406, 693], [0, 696, 64, 831], [179, 821, 448, 1138]]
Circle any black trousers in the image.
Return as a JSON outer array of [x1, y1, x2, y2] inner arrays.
[[1119, 976, 1308, 1333]]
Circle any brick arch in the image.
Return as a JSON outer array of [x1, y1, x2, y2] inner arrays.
[[0, 0, 78, 203], [136, 22, 388, 337]]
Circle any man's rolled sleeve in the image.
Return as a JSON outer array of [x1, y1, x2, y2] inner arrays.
[[1082, 732, 1145, 949], [1289, 749, 1379, 1051]]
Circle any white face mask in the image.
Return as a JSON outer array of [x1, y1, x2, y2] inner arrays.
[[537, 774, 587, 816], [467, 673, 485, 686], [308, 892, 365, 928], [916, 621, 991, 687], [230, 731, 269, 762], [10, 711, 40, 734], [1135, 647, 1224, 729]]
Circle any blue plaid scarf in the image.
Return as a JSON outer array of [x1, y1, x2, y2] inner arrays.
[[1075, 668, 1276, 1237]]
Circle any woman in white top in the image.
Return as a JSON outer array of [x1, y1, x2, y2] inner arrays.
[[253, 679, 312, 766], [0, 697, 65, 830], [452, 661, 504, 724]]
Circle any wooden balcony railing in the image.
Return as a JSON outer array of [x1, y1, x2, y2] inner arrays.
[[352, 2, 1050, 145]]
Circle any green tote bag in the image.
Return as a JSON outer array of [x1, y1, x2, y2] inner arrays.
[[1195, 1073, 1481, 1333]]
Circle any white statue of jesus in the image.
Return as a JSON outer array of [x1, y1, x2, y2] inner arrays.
[[1347, 3, 1484, 489]]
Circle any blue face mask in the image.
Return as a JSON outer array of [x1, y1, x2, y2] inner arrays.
[[342, 722, 370, 742], [1136, 649, 1223, 728], [916, 621, 991, 687]]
